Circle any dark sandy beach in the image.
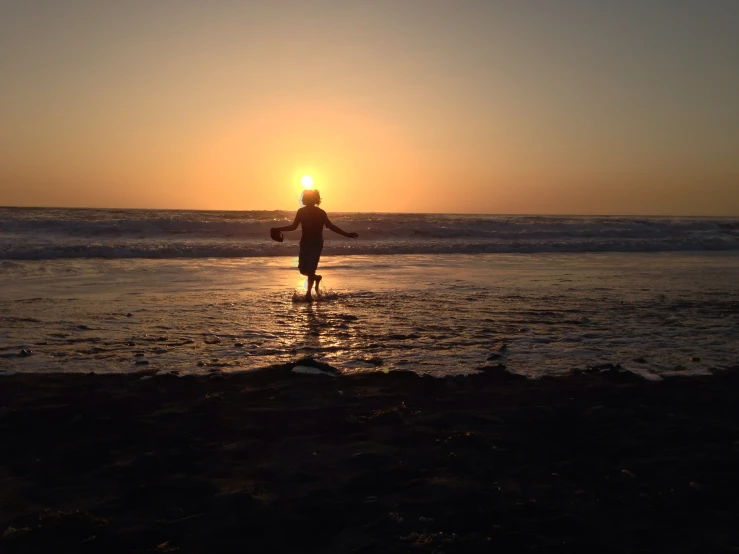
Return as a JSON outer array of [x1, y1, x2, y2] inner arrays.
[[2, 364, 739, 553]]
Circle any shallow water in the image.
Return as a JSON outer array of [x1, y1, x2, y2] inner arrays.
[[1, 252, 738, 378]]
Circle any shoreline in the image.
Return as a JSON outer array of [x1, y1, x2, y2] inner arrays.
[[2, 365, 739, 552]]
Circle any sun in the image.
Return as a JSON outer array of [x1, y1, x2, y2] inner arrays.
[[301, 175, 314, 189]]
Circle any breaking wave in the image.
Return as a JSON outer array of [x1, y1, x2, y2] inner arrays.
[[1, 207, 738, 259]]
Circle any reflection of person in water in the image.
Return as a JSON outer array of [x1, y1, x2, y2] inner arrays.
[[271, 190, 358, 301]]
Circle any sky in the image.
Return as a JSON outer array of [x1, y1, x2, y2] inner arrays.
[[0, 0, 738, 215]]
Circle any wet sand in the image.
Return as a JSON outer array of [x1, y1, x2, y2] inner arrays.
[[2, 364, 739, 553]]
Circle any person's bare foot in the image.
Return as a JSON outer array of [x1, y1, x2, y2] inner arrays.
[[314, 275, 322, 296], [304, 292, 313, 302]]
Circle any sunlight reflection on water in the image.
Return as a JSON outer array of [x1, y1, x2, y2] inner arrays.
[[1, 253, 738, 379]]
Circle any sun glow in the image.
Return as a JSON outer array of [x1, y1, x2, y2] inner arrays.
[[301, 175, 314, 189]]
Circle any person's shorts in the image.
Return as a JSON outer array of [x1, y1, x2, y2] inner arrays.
[[298, 241, 323, 275]]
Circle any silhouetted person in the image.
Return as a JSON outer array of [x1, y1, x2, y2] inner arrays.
[[271, 190, 358, 300]]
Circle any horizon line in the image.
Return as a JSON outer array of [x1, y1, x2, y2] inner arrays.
[[1, 204, 738, 219]]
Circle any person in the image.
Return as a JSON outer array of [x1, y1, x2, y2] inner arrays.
[[271, 190, 358, 300]]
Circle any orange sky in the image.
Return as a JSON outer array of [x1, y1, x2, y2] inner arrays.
[[1, 1, 738, 214]]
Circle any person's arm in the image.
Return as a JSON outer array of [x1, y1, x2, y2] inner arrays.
[[325, 216, 358, 238], [273, 212, 300, 233]]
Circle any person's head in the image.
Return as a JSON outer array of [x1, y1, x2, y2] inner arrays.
[[302, 189, 321, 206]]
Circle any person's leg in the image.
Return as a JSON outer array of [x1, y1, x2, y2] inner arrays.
[[312, 247, 323, 296], [306, 274, 315, 300], [302, 243, 322, 300]]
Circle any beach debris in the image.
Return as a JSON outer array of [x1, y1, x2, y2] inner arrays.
[[292, 365, 336, 376], [580, 363, 642, 381], [475, 364, 526, 381], [403, 531, 458, 545], [2, 526, 30, 539], [155, 541, 180, 553], [203, 336, 221, 344], [289, 356, 340, 376], [19, 349, 33, 357]]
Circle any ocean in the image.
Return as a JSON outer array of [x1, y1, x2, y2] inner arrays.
[[1, 207, 738, 378]]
